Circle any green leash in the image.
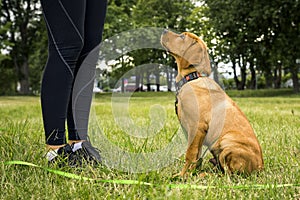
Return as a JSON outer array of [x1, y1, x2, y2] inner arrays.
[[4, 160, 299, 190]]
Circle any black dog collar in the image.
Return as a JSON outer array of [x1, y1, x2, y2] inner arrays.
[[175, 71, 208, 92]]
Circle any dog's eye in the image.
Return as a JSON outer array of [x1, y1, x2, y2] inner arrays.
[[179, 34, 185, 40]]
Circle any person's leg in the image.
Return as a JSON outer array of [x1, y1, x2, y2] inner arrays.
[[40, 0, 86, 150], [67, 0, 107, 143]]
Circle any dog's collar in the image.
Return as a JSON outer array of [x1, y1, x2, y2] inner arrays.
[[175, 70, 207, 92]]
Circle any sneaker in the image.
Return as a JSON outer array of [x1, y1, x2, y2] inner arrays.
[[47, 144, 74, 167], [71, 141, 102, 167]]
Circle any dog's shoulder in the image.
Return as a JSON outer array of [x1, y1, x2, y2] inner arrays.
[[190, 77, 223, 92]]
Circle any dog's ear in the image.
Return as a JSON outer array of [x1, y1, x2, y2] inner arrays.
[[196, 47, 211, 76], [188, 40, 211, 76]]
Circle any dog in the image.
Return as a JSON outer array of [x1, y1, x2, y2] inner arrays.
[[161, 30, 264, 176]]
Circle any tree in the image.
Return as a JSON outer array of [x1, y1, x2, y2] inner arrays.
[[272, 0, 300, 92], [101, 0, 197, 92], [203, 0, 300, 92], [131, 0, 196, 91], [0, 0, 43, 94], [203, 0, 261, 90], [28, 20, 48, 94]]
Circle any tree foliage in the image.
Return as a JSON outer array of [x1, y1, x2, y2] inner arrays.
[[0, 0, 299, 94], [101, 0, 195, 91], [203, 0, 300, 92], [0, 0, 44, 94]]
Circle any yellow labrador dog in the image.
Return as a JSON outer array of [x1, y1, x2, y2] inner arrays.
[[161, 30, 264, 176]]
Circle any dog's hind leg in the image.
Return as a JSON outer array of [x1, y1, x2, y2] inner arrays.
[[218, 148, 253, 175]]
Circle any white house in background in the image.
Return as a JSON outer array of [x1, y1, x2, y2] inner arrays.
[[284, 79, 293, 88], [93, 79, 103, 93]]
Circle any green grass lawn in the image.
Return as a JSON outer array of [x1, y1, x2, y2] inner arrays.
[[0, 90, 299, 199]]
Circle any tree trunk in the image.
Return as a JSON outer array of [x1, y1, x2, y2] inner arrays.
[[233, 56, 246, 90], [291, 64, 299, 93], [263, 59, 273, 89], [121, 78, 125, 93], [212, 61, 222, 88], [240, 56, 247, 90], [19, 60, 30, 94], [273, 64, 282, 89], [140, 72, 144, 91], [169, 70, 174, 91], [121, 56, 125, 93], [239, 67, 246, 90], [14, 55, 30, 95], [135, 68, 140, 92], [146, 71, 151, 91], [166, 68, 171, 91], [155, 71, 160, 92], [232, 62, 240, 90], [249, 60, 256, 89]]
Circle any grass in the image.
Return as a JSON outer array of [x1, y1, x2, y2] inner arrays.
[[0, 90, 299, 199]]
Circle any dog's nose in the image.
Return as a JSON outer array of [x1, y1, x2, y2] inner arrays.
[[162, 29, 168, 35]]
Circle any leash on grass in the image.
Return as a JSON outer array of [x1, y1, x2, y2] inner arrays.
[[4, 160, 299, 190]]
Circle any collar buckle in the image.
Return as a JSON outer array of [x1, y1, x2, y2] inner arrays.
[[175, 71, 207, 92]]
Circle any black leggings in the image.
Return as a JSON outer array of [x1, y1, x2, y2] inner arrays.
[[41, 0, 107, 145]]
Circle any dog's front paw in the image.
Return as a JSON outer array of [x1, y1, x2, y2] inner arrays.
[[209, 158, 217, 166], [197, 172, 208, 178], [172, 172, 181, 179], [172, 172, 188, 180]]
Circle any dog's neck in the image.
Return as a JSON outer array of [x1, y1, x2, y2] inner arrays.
[[175, 57, 198, 82]]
